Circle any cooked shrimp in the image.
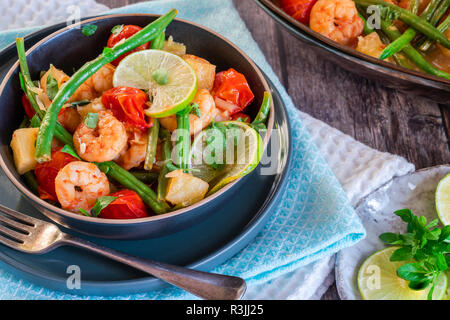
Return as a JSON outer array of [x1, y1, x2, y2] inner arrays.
[[310, 0, 364, 45], [40, 64, 115, 103], [55, 161, 110, 212], [87, 63, 115, 94], [159, 89, 215, 135], [58, 105, 82, 133], [116, 130, 148, 170], [41, 65, 96, 103], [73, 111, 128, 162], [76, 97, 106, 119]]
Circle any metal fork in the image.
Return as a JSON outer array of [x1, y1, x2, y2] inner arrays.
[[0, 203, 246, 300]]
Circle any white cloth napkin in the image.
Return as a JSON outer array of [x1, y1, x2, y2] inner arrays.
[[0, 0, 415, 300]]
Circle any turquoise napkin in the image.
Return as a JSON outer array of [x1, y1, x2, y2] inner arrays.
[[0, 0, 365, 299]]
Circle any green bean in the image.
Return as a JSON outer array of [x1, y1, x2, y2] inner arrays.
[[428, 0, 449, 27], [144, 119, 160, 170], [151, 31, 166, 50], [157, 128, 173, 202], [358, 12, 375, 34], [419, 4, 450, 51], [354, 0, 450, 48], [22, 171, 39, 194], [252, 91, 272, 125], [174, 107, 191, 171], [409, 0, 420, 14], [378, 0, 443, 59], [34, 9, 178, 163], [380, 29, 416, 59], [379, 18, 450, 79], [96, 161, 170, 215], [131, 171, 159, 184], [16, 38, 74, 147]]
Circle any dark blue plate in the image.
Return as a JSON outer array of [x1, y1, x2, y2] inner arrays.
[[0, 23, 292, 296]]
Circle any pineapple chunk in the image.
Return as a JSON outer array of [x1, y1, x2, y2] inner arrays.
[[182, 54, 216, 91], [10, 128, 39, 175], [165, 170, 209, 206], [163, 36, 187, 56]]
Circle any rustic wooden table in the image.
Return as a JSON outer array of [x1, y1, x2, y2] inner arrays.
[[98, 0, 450, 300]]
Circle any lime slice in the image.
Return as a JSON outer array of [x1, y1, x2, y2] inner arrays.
[[358, 247, 448, 300], [436, 173, 450, 225], [113, 49, 198, 118], [190, 121, 263, 195]]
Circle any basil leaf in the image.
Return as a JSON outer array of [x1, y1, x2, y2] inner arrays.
[[60, 145, 81, 160], [84, 112, 99, 129], [46, 72, 59, 101], [111, 24, 124, 35], [90, 196, 117, 217], [82, 24, 98, 37]]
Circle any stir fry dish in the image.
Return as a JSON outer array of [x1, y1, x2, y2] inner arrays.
[[280, 0, 450, 79], [11, 10, 271, 219]]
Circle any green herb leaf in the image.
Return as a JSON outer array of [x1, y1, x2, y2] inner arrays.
[[46, 72, 59, 101], [379, 232, 402, 244], [84, 112, 99, 129], [189, 103, 201, 118], [394, 208, 413, 223], [103, 47, 113, 56], [30, 115, 41, 128], [152, 68, 168, 85], [82, 24, 98, 37], [390, 246, 413, 261], [90, 196, 117, 217], [61, 144, 81, 160], [111, 24, 124, 35], [79, 208, 91, 217], [70, 100, 90, 108]]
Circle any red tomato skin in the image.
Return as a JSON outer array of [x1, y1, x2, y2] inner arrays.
[[34, 150, 78, 201], [212, 69, 255, 114], [107, 25, 151, 66], [99, 190, 149, 219], [231, 113, 251, 123], [22, 94, 36, 119], [102, 86, 151, 132], [280, 0, 318, 25]]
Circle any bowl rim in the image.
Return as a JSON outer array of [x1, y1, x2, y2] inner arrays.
[[0, 13, 275, 225], [256, 0, 450, 87]]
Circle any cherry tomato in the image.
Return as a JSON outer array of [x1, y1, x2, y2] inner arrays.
[[213, 69, 254, 114], [102, 86, 151, 132], [34, 150, 78, 201], [280, 0, 318, 25], [231, 113, 251, 123], [107, 25, 151, 66], [22, 94, 36, 119], [99, 189, 149, 219]]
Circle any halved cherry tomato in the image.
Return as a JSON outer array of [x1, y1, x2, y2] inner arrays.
[[213, 68, 254, 115], [107, 25, 151, 66], [102, 86, 151, 132], [99, 189, 149, 219], [280, 0, 318, 25], [22, 94, 35, 119], [34, 150, 78, 201], [231, 112, 251, 123]]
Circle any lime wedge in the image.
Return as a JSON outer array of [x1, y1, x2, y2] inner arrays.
[[436, 173, 450, 225], [190, 121, 263, 195], [358, 247, 448, 300], [113, 49, 197, 118]]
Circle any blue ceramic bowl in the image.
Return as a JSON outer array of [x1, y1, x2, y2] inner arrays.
[[0, 14, 275, 240]]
